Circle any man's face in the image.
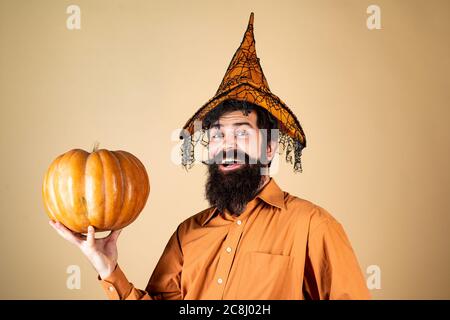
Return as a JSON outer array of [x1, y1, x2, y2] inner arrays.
[[204, 109, 276, 215], [207, 110, 268, 171]]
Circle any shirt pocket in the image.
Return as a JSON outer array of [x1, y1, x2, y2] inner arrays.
[[234, 251, 296, 300]]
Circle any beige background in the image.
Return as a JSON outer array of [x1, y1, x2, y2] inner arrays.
[[0, 0, 449, 299]]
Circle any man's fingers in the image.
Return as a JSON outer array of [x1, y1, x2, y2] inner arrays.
[[49, 220, 82, 246], [86, 225, 95, 247]]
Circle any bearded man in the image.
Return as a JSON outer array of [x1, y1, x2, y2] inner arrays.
[[50, 13, 370, 300]]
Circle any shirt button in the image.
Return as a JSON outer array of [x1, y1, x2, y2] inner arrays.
[[226, 247, 232, 253], [217, 278, 223, 284], [108, 286, 114, 292], [236, 220, 242, 225]]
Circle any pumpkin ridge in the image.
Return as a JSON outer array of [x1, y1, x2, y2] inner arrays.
[[55, 150, 79, 231], [73, 150, 90, 231], [83, 152, 90, 227], [123, 153, 147, 221], [109, 151, 125, 230], [50, 158, 65, 226], [114, 151, 136, 229], [43, 156, 62, 222], [98, 150, 107, 231], [100, 149, 122, 230], [85, 152, 105, 231], [126, 152, 149, 217], [64, 150, 84, 232]]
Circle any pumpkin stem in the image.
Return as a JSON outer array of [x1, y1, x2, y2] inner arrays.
[[92, 141, 100, 153]]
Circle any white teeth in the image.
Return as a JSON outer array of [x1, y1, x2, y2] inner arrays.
[[221, 160, 242, 166]]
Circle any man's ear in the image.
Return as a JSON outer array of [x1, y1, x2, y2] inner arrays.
[[266, 139, 279, 162]]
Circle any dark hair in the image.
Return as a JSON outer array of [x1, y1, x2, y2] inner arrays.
[[203, 99, 279, 166]]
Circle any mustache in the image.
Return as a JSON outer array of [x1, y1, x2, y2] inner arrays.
[[201, 149, 257, 165]]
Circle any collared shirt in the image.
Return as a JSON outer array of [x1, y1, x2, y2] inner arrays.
[[99, 178, 370, 300]]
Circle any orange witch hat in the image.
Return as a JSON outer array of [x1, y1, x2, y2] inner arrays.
[[180, 12, 307, 172]]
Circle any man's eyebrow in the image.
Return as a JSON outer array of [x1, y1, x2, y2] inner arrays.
[[209, 122, 253, 129], [233, 122, 253, 128]]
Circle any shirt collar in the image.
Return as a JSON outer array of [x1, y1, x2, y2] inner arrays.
[[201, 178, 286, 227]]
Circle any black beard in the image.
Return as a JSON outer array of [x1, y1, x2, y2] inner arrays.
[[205, 162, 265, 216]]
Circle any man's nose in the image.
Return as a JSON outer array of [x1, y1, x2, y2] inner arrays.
[[222, 131, 237, 150]]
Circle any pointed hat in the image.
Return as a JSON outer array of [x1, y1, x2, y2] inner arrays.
[[180, 13, 307, 172]]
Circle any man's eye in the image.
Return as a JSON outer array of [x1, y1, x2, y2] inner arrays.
[[211, 132, 224, 139], [235, 130, 248, 137]]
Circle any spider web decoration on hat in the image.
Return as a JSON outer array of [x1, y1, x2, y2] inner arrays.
[[179, 12, 307, 173]]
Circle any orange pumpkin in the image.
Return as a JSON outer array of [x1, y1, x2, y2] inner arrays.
[[42, 147, 150, 233]]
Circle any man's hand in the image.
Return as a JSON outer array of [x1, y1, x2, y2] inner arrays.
[[49, 220, 122, 279]]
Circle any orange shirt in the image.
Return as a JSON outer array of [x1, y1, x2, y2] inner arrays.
[[99, 178, 370, 300]]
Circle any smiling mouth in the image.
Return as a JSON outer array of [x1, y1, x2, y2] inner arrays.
[[219, 160, 244, 171]]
